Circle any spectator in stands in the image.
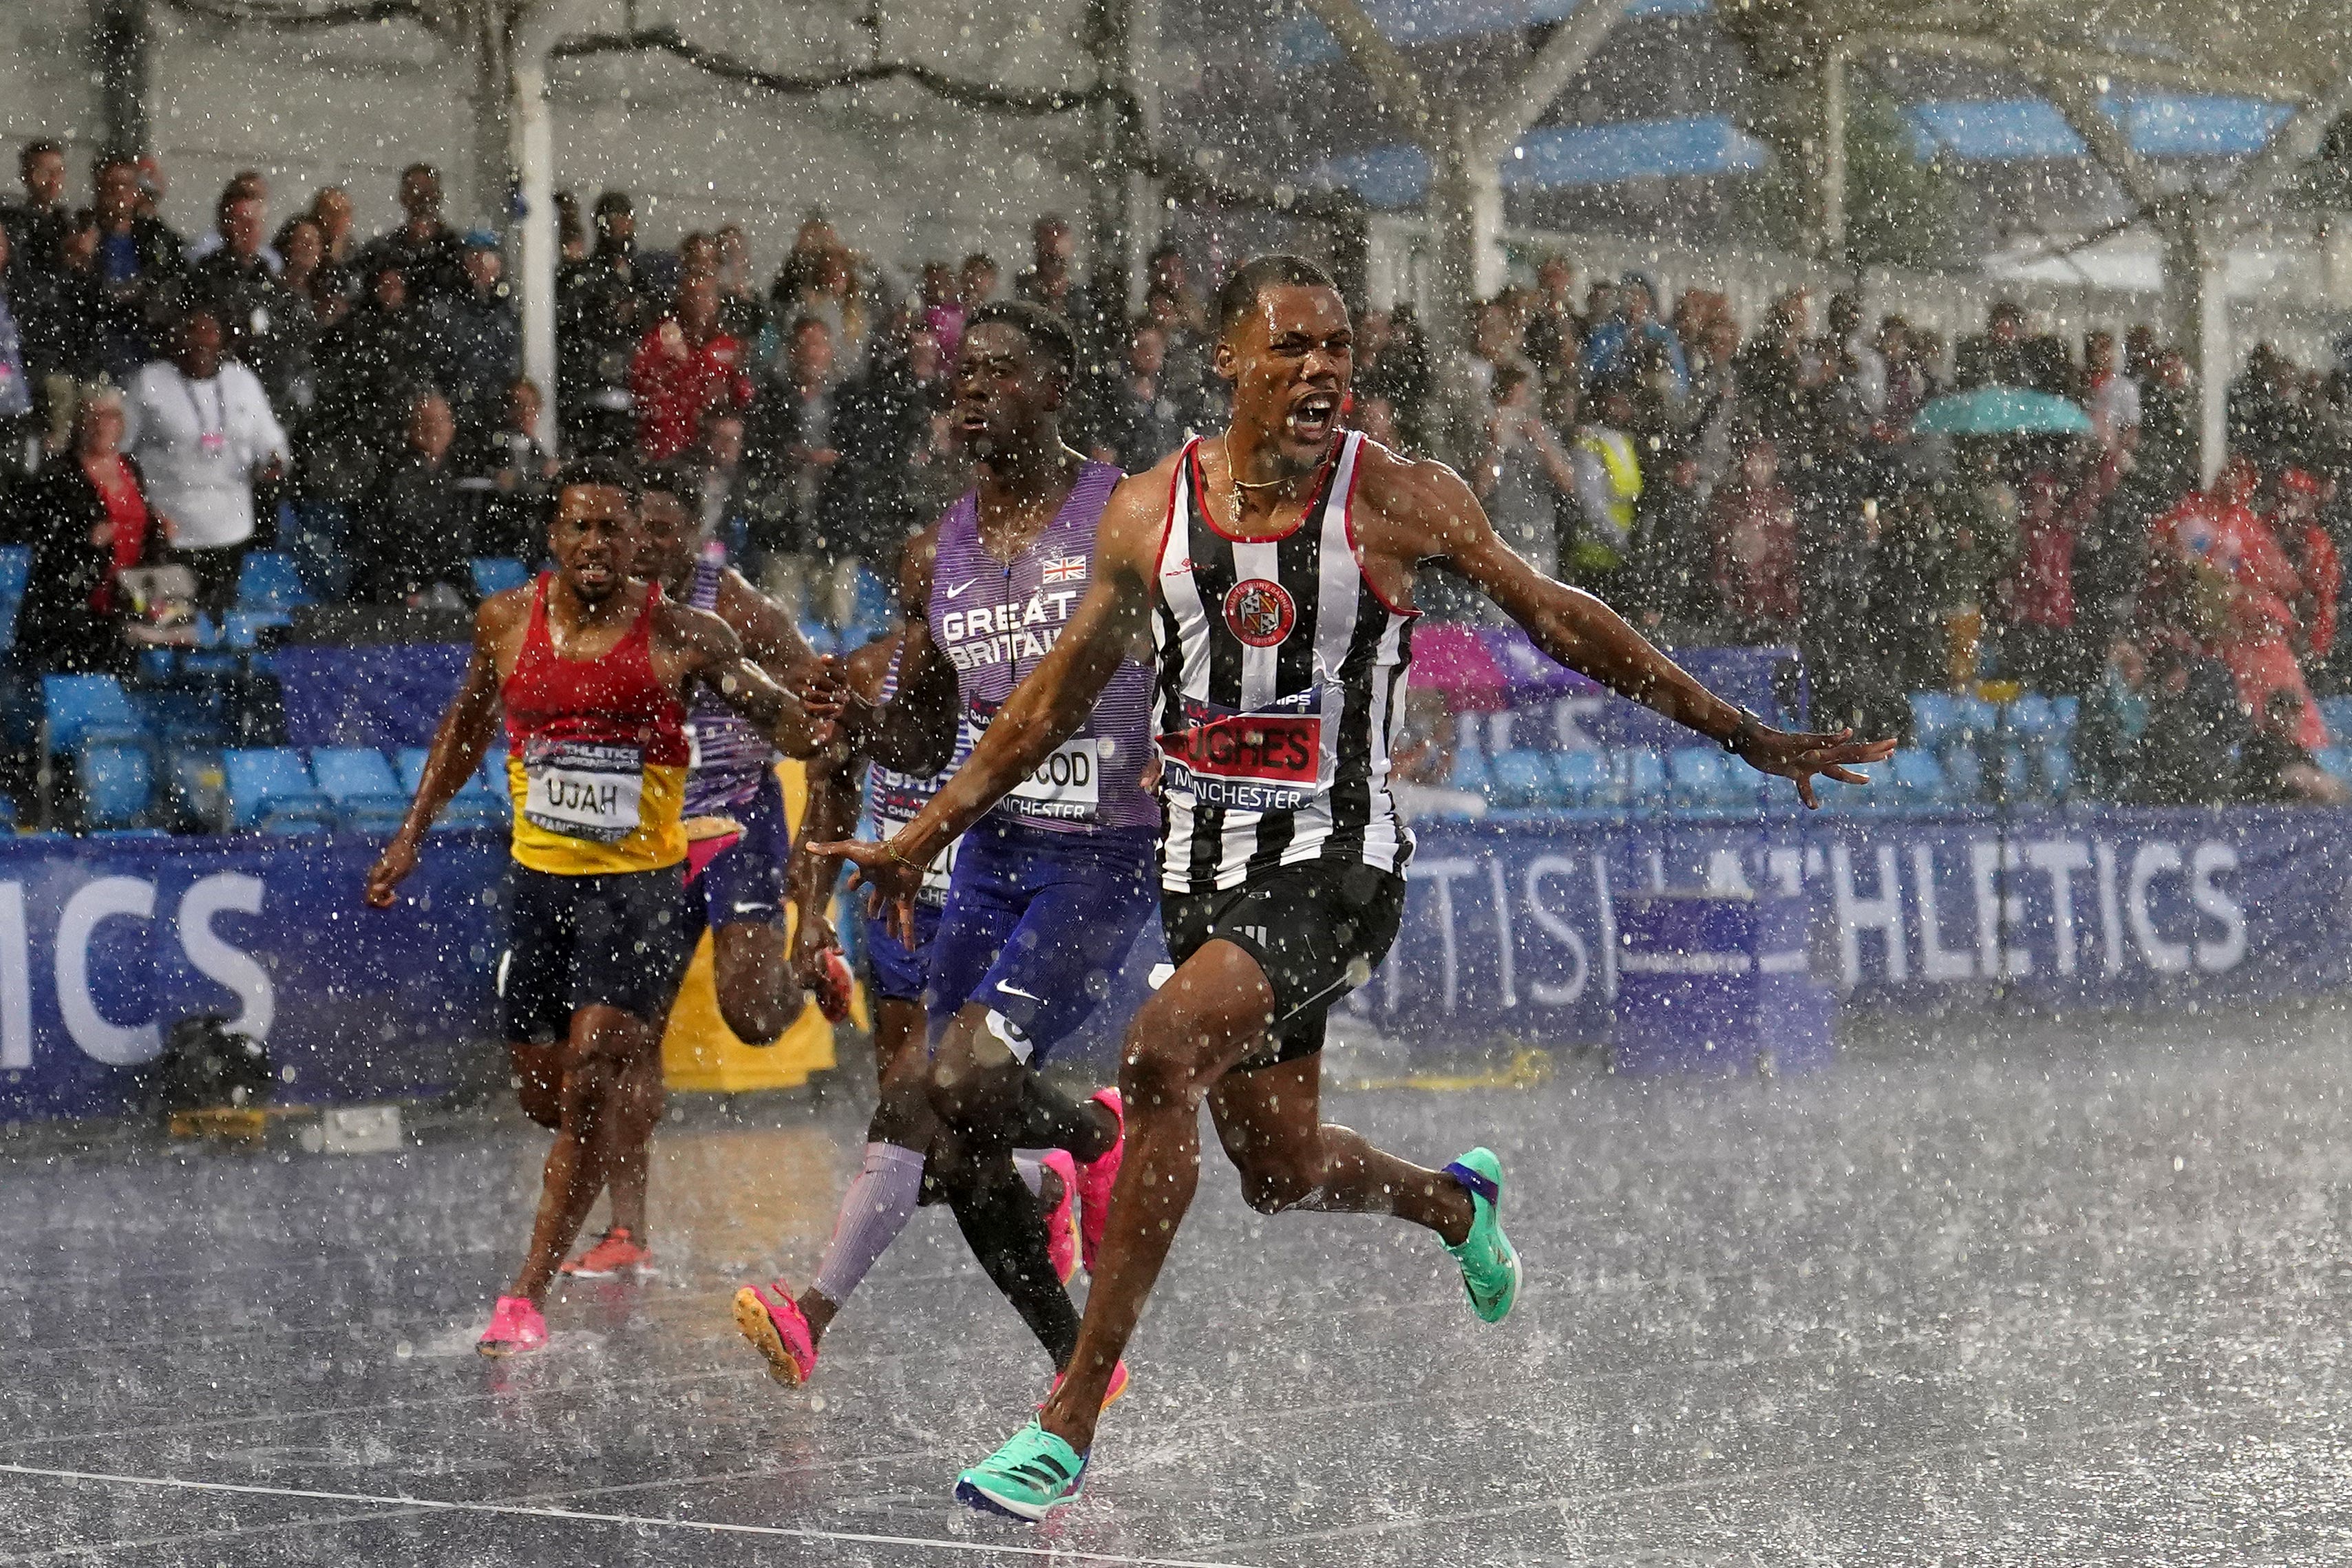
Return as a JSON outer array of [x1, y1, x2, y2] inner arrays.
[[1355, 305, 1429, 454], [0, 226, 32, 471], [825, 315, 946, 576], [770, 215, 869, 372], [2136, 346, 2199, 501], [2230, 343, 2313, 474], [2075, 635, 2150, 797], [90, 149, 184, 383], [2275, 468, 2340, 680], [187, 182, 297, 414], [298, 264, 430, 595], [918, 259, 966, 363], [630, 271, 751, 463], [959, 251, 999, 315], [1934, 444, 2019, 686], [1, 140, 67, 295], [432, 231, 520, 467], [2085, 328, 2139, 450], [1710, 434, 1799, 643], [1735, 293, 1821, 452], [276, 184, 354, 279], [556, 191, 650, 454], [359, 385, 469, 606], [1522, 253, 1580, 394], [360, 163, 467, 303], [712, 224, 765, 346], [1015, 214, 1102, 350], [690, 407, 752, 562], [186, 170, 275, 271], [1999, 471, 2081, 692], [2236, 689, 2349, 805], [1090, 321, 1187, 472], [16, 386, 158, 675], [471, 375, 559, 563], [1569, 379, 1642, 581], [553, 189, 589, 263], [1622, 449, 1714, 637], [1953, 299, 2040, 391], [1580, 273, 1686, 399], [1473, 361, 1574, 592], [1144, 241, 1206, 337], [745, 313, 849, 608], [1826, 293, 1884, 418], [123, 303, 288, 613], [16, 208, 97, 452]]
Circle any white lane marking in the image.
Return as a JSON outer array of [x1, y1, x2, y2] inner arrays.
[[0, 1463, 1257, 1568]]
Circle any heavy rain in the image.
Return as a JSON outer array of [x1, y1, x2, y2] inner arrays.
[[4, 0, 2352, 1561]]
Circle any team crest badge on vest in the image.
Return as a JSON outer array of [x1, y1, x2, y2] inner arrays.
[[1222, 578, 1296, 647]]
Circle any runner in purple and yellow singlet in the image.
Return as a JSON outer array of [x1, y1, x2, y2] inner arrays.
[[736, 302, 1143, 1399]]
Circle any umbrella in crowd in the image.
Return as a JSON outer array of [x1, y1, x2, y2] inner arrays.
[[1909, 386, 2095, 437]]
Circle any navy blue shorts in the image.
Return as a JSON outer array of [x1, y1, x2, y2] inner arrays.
[[924, 817, 1156, 1064], [680, 771, 791, 944], [500, 861, 692, 1041], [864, 901, 944, 1004]]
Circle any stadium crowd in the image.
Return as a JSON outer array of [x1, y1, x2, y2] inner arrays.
[[1, 139, 2349, 816]]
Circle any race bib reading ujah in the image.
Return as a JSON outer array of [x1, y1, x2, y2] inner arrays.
[[522, 738, 646, 844], [1156, 693, 1325, 813]]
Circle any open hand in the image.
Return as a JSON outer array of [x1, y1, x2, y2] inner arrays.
[[1735, 725, 1896, 809], [809, 838, 923, 944]]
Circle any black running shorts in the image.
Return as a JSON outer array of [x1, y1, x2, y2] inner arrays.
[[1159, 858, 1406, 1068], [500, 861, 693, 1043]]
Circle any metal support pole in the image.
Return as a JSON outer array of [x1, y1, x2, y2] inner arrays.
[[1821, 45, 1848, 266], [92, 0, 150, 153], [510, 55, 558, 449]]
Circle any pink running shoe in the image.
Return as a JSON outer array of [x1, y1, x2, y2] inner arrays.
[[476, 1295, 547, 1358], [1043, 1358, 1131, 1413], [733, 1281, 818, 1386], [559, 1227, 655, 1279], [1073, 1088, 1124, 1272], [1040, 1149, 1081, 1284]]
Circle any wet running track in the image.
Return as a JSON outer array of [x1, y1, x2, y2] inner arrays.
[[8, 1000, 2352, 1565]]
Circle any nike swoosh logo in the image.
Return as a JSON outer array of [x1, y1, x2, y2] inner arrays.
[[995, 982, 1039, 1001], [943, 579, 979, 599], [731, 901, 770, 915]]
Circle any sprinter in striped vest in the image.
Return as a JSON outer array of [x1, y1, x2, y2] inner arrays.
[[820, 256, 1894, 1518]]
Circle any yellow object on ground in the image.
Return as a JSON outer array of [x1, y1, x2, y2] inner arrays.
[[660, 759, 863, 1093]]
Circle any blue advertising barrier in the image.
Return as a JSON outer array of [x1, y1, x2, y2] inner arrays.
[[1348, 806, 2347, 1048], [0, 829, 503, 1121], [2, 805, 2346, 1119]]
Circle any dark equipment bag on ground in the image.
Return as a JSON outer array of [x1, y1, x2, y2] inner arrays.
[[147, 1014, 274, 1114]]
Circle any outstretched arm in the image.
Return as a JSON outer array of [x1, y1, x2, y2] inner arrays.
[[785, 637, 892, 988], [664, 600, 826, 758], [806, 525, 959, 776], [365, 602, 507, 907], [816, 472, 1161, 902], [1379, 450, 1892, 805], [719, 569, 828, 759]]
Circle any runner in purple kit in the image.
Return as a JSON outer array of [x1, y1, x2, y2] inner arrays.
[[741, 302, 1143, 1399]]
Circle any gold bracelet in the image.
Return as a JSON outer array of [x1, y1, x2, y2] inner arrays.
[[882, 840, 917, 869]]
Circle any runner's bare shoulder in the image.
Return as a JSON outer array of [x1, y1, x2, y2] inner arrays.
[[1348, 436, 1481, 555]]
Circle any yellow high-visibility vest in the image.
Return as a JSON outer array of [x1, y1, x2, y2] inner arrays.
[[1576, 428, 1642, 543]]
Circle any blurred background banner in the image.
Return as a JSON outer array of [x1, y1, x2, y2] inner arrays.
[[1, 802, 2342, 1118]]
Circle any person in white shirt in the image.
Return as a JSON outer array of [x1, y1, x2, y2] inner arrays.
[[2086, 328, 2141, 450], [123, 302, 290, 613]]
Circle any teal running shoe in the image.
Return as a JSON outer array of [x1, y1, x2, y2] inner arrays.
[[955, 1419, 1088, 1522], [1442, 1147, 1521, 1324]]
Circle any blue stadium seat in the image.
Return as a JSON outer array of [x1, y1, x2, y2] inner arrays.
[[0, 544, 28, 648], [471, 557, 529, 599], [1940, 744, 1984, 803], [312, 747, 409, 831], [1485, 750, 1555, 809], [1615, 749, 1668, 813], [224, 748, 327, 831], [169, 749, 228, 831], [1812, 770, 1873, 812], [1666, 747, 1737, 811], [2320, 697, 2352, 741], [76, 739, 154, 829], [1549, 749, 1613, 808], [42, 675, 148, 756], [396, 745, 507, 829], [1887, 748, 1948, 809], [235, 551, 312, 611], [1908, 691, 1960, 751], [2317, 746, 2352, 783], [1443, 741, 1490, 798], [2004, 694, 2059, 743], [2039, 743, 2076, 801], [224, 609, 293, 650]]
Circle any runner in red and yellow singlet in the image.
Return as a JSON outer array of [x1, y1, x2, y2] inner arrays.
[[365, 456, 826, 1356]]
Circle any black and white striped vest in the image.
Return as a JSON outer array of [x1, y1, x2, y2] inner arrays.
[[1151, 430, 1415, 894]]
